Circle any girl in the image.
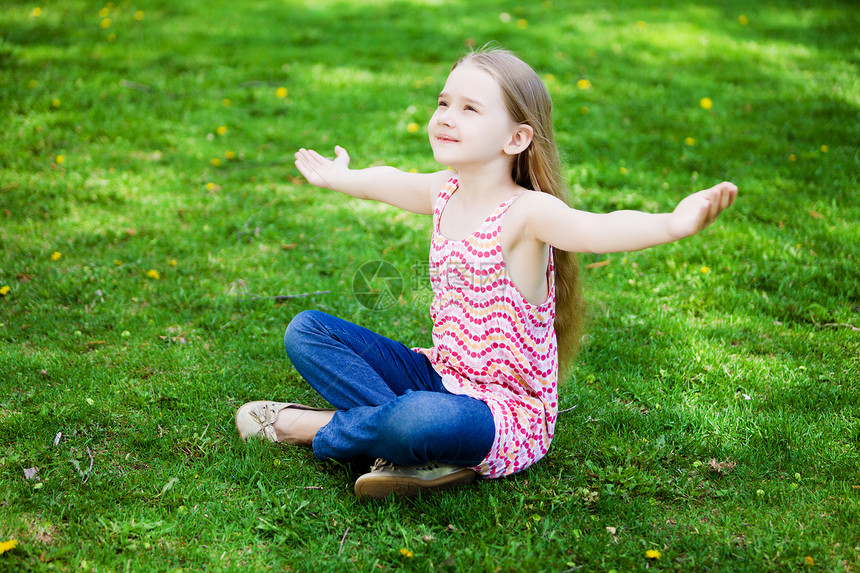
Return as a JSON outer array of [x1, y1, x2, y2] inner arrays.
[[235, 48, 737, 500]]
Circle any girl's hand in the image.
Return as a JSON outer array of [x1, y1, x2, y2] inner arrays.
[[294, 146, 351, 189], [668, 182, 738, 239]]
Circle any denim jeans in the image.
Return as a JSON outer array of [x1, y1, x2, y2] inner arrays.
[[283, 310, 495, 468]]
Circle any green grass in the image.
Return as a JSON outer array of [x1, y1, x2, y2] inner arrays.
[[1, 0, 859, 570]]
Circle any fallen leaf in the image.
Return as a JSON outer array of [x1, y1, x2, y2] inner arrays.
[[23, 467, 40, 481], [586, 259, 611, 269], [707, 459, 736, 473], [809, 210, 824, 220]]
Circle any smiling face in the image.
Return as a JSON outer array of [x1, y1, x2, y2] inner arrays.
[[428, 63, 525, 173]]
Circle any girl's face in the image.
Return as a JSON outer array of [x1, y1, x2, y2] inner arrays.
[[428, 64, 521, 171]]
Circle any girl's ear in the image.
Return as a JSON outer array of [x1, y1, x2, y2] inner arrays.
[[504, 124, 534, 156]]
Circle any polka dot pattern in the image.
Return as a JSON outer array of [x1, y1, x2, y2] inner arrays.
[[413, 178, 558, 479]]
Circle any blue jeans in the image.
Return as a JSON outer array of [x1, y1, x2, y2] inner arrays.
[[283, 310, 495, 468]]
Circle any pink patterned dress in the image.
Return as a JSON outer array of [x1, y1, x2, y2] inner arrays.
[[414, 177, 559, 478]]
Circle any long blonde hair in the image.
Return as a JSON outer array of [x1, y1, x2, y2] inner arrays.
[[454, 48, 586, 372]]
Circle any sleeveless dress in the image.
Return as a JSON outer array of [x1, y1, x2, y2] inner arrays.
[[413, 177, 559, 478]]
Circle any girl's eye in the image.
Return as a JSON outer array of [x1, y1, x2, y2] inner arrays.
[[465, 105, 477, 112], [437, 100, 448, 108]]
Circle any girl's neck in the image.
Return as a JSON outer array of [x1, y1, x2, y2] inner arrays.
[[452, 162, 520, 202]]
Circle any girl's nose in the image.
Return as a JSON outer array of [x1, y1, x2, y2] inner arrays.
[[436, 109, 453, 127]]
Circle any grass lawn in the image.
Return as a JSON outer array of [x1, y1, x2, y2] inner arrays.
[[1, 0, 858, 570]]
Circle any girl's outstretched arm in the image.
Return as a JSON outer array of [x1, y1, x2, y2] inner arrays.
[[524, 181, 737, 254], [294, 146, 452, 215]]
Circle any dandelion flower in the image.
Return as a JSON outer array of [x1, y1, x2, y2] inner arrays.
[[225, 150, 236, 160], [407, 122, 420, 134], [0, 540, 17, 554], [51, 251, 61, 261], [645, 549, 661, 560], [52, 98, 61, 108], [804, 556, 815, 566], [211, 158, 221, 166], [517, 19, 528, 29], [820, 145, 828, 153], [580, 106, 589, 114], [0, 286, 10, 296], [399, 548, 414, 558], [134, 10, 145, 21], [276, 87, 288, 99], [114, 259, 122, 266], [205, 182, 217, 191], [576, 79, 592, 90], [146, 269, 160, 280], [99, 6, 110, 18], [31, 7, 41, 18], [56, 154, 66, 165], [169, 259, 177, 267], [789, 154, 797, 162], [739, 14, 749, 25], [222, 98, 232, 107], [101, 18, 111, 29], [619, 167, 628, 175], [700, 266, 710, 274], [216, 125, 228, 136], [685, 137, 696, 146], [700, 97, 713, 110], [107, 32, 116, 42]]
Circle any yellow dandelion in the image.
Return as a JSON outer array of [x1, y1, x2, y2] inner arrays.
[[276, 87, 288, 99], [0, 286, 10, 297], [820, 145, 828, 153], [804, 556, 815, 566], [134, 10, 145, 21], [168, 259, 177, 267], [789, 154, 797, 162], [52, 98, 61, 108], [31, 7, 41, 18], [517, 19, 528, 29], [645, 549, 661, 560], [700, 97, 713, 110], [107, 32, 116, 43], [222, 98, 232, 107], [685, 137, 696, 146], [580, 106, 589, 114], [51, 251, 61, 261], [406, 122, 420, 134], [544, 73, 556, 83], [205, 182, 218, 191], [576, 79, 592, 90], [216, 125, 228, 136], [225, 150, 236, 160], [619, 167, 628, 175], [56, 154, 66, 165], [114, 259, 122, 266], [739, 14, 749, 26], [399, 548, 414, 558], [101, 18, 111, 29], [211, 158, 221, 166], [99, 6, 110, 18], [146, 269, 160, 280], [0, 540, 17, 554], [700, 266, 710, 274]]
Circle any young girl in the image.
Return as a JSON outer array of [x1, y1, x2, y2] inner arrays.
[[235, 48, 737, 499]]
